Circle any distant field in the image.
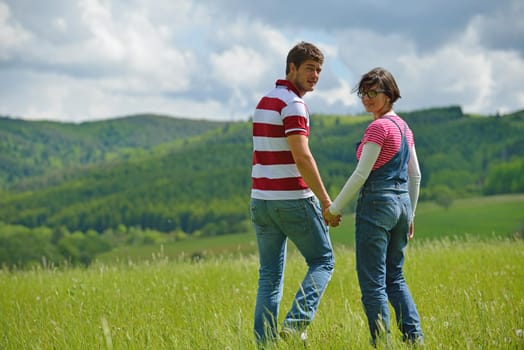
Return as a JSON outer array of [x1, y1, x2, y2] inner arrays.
[[331, 193, 524, 246], [314, 113, 371, 126], [97, 194, 524, 264], [1, 238, 522, 349]]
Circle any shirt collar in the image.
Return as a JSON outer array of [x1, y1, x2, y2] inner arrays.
[[275, 79, 301, 97]]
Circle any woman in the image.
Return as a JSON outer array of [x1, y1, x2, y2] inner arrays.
[[324, 67, 424, 346]]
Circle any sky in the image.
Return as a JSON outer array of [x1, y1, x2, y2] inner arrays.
[[1, 0, 523, 123]]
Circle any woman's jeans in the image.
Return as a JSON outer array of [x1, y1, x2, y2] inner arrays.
[[355, 190, 423, 343], [250, 197, 335, 343]]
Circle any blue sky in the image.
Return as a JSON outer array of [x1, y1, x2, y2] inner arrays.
[[1, 0, 523, 122]]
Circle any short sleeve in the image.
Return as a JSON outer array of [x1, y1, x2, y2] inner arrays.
[[283, 100, 309, 136], [361, 121, 387, 147]]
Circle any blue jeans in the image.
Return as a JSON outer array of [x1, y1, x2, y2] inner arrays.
[[250, 197, 335, 343], [355, 191, 423, 344]]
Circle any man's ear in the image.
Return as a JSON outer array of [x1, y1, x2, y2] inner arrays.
[[289, 62, 297, 74]]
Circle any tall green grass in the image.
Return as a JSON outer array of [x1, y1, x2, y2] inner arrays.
[[1, 238, 523, 349], [1, 194, 523, 349]]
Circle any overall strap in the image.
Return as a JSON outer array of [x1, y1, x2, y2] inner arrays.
[[383, 115, 407, 136], [383, 116, 409, 170]]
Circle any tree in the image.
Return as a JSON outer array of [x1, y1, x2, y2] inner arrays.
[[432, 185, 454, 210]]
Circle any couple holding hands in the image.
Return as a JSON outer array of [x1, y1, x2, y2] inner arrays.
[[250, 41, 424, 347]]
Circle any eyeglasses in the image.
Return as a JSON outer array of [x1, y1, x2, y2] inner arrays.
[[357, 89, 385, 99]]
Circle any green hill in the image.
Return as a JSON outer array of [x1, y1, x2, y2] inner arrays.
[[0, 106, 523, 237], [0, 114, 228, 188]]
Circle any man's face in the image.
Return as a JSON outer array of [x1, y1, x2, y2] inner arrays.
[[288, 59, 322, 97]]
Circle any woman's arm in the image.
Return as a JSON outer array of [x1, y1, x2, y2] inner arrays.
[[328, 142, 381, 215], [407, 145, 422, 218], [407, 145, 421, 239]]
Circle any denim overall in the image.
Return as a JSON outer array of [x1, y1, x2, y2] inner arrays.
[[355, 117, 423, 344]]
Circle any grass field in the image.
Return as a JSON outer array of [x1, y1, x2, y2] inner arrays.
[[1, 194, 523, 349], [1, 239, 522, 349], [96, 194, 524, 263]]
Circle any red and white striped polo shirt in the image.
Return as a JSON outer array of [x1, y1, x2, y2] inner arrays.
[[357, 114, 415, 170], [251, 79, 314, 200]]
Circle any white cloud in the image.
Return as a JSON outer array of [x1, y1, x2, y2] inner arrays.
[[332, 17, 524, 115], [398, 45, 494, 112], [79, 0, 126, 62], [0, 70, 229, 122], [75, 0, 196, 91], [210, 46, 267, 87], [52, 17, 67, 33], [392, 17, 524, 115], [0, 0, 522, 122], [0, 2, 32, 60], [315, 78, 356, 107], [469, 0, 524, 54]]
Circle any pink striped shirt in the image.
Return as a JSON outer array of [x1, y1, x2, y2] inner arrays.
[[357, 115, 414, 170], [251, 80, 314, 200]]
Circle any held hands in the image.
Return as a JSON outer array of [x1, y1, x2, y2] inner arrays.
[[323, 206, 342, 227], [408, 222, 415, 239]]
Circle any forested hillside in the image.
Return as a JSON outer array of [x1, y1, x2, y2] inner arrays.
[[1, 106, 523, 238], [0, 114, 228, 187]]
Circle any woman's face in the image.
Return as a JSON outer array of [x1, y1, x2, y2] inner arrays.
[[359, 84, 389, 116]]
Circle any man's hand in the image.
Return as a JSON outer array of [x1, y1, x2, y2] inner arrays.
[[323, 207, 342, 227], [408, 222, 415, 239]]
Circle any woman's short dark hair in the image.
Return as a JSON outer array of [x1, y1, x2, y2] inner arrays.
[[354, 67, 401, 103], [286, 41, 324, 75]]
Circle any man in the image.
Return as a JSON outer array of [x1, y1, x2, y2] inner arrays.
[[250, 41, 339, 346]]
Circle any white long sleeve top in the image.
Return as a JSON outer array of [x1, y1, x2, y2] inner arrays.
[[328, 142, 422, 217]]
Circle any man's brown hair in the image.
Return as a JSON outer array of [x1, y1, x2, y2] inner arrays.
[[286, 41, 324, 75]]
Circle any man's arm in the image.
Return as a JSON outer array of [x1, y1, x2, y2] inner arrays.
[[287, 134, 331, 210]]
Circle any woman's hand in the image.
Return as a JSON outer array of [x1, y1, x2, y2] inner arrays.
[[323, 207, 342, 227], [408, 222, 415, 239]]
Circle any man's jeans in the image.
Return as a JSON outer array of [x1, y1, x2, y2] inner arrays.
[[355, 191, 423, 343], [250, 197, 335, 343]]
